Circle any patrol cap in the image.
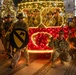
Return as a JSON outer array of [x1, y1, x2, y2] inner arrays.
[[27, 11, 31, 14], [6, 14, 14, 18], [28, 11, 33, 14], [33, 9, 39, 12], [59, 30, 64, 35], [16, 13, 25, 19], [56, 8, 61, 13], [47, 11, 53, 15]]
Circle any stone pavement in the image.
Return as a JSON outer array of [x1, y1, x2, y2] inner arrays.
[[0, 53, 76, 75], [0, 53, 40, 75]]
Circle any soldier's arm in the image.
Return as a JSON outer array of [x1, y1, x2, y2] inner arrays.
[[52, 17, 56, 26], [9, 22, 15, 32], [69, 42, 76, 49], [25, 24, 29, 31], [48, 37, 55, 48]]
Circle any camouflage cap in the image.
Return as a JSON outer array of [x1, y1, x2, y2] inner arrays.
[[16, 13, 25, 19], [33, 9, 39, 12], [56, 8, 61, 13], [6, 14, 14, 18], [59, 30, 64, 35], [47, 11, 53, 15]]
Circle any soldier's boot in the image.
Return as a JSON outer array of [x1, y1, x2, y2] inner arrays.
[[72, 54, 75, 60], [25, 54, 29, 66], [51, 61, 56, 68], [60, 60, 64, 65], [24, 49, 29, 66], [26, 58, 29, 66], [10, 62, 16, 68], [26, 62, 29, 66]]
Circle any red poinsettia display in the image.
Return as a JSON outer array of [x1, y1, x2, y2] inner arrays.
[[27, 26, 75, 50]]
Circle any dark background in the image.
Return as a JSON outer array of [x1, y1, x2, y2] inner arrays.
[[13, 0, 22, 7]]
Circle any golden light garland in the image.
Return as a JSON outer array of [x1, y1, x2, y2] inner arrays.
[[18, 1, 65, 53], [18, 1, 64, 13], [31, 32, 52, 46], [28, 49, 53, 53], [18, 1, 65, 27]]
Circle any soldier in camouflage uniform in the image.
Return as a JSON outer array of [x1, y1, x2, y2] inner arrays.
[[0, 16, 3, 39], [53, 9, 63, 26], [33, 9, 40, 27], [10, 13, 29, 68], [44, 11, 56, 27], [68, 30, 76, 60], [26, 11, 33, 27], [2, 14, 14, 58], [49, 30, 71, 68], [26, 10, 40, 27]]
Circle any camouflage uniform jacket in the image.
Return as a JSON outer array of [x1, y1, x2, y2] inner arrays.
[[13, 20, 28, 31], [3, 21, 13, 41], [49, 37, 69, 53], [3, 21, 13, 33]]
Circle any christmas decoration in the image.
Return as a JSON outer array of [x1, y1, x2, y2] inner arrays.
[[18, 1, 65, 27], [0, 0, 16, 18], [28, 26, 71, 51]]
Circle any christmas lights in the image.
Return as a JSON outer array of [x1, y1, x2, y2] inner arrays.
[[28, 26, 69, 50]]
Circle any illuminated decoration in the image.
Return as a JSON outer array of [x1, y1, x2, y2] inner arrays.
[[18, 1, 65, 27], [18, 1, 64, 10], [0, 0, 16, 18], [27, 26, 76, 53], [31, 32, 52, 46], [28, 50, 53, 53], [28, 26, 68, 50], [18, 0, 66, 53]]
